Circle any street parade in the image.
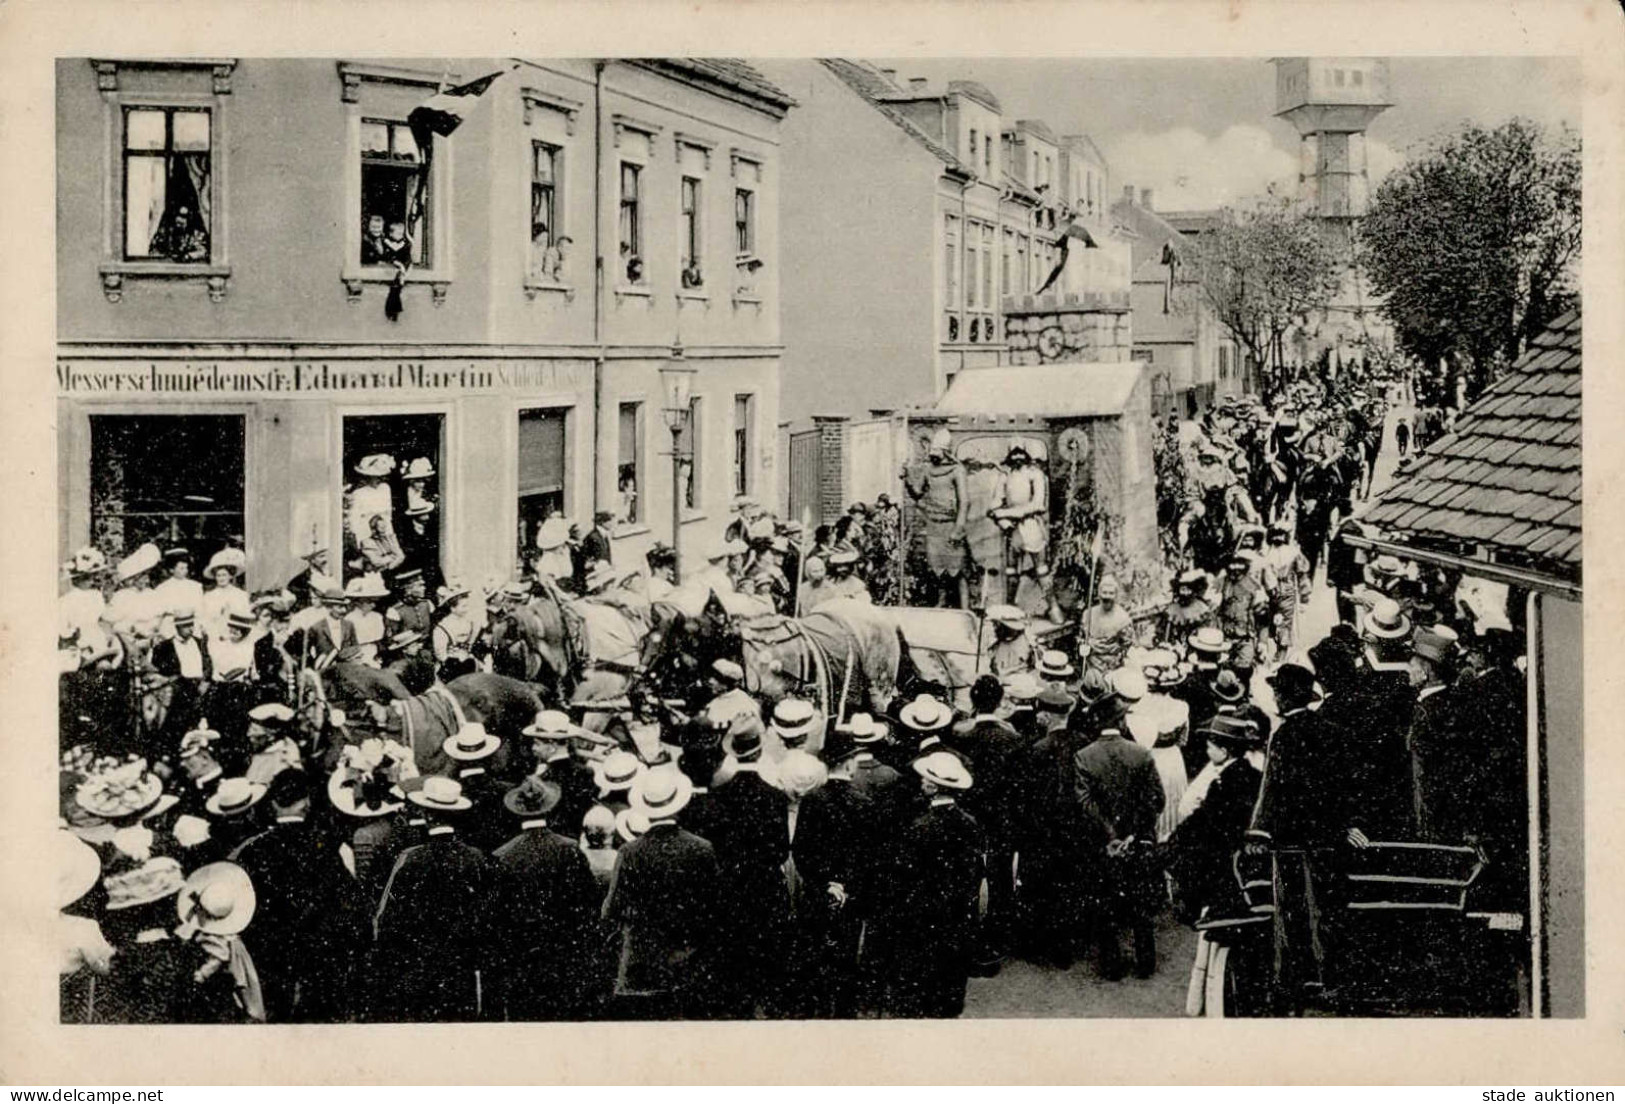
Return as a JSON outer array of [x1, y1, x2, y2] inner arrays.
[[55, 362, 1533, 1023], [46, 52, 1582, 1032]]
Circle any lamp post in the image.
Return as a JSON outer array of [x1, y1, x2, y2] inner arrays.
[[659, 353, 697, 583]]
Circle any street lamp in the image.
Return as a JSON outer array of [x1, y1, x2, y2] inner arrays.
[[659, 355, 697, 583]]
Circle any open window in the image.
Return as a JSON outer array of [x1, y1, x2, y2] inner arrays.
[[341, 413, 444, 586], [617, 402, 643, 526], [123, 107, 213, 264], [89, 414, 244, 566], [360, 118, 431, 269]]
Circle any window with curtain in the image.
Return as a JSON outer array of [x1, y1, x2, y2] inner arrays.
[[733, 394, 754, 497], [681, 176, 703, 286], [124, 106, 212, 264], [360, 118, 430, 266], [734, 187, 755, 256], [619, 162, 643, 282], [617, 402, 642, 524]]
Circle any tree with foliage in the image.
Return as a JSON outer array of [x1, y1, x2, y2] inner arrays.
[[1191, 193, 1344, 400], [1360, 118, 1580, 401]]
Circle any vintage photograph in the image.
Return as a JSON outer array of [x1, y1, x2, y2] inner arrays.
[[53, 54, 1581, 1024]]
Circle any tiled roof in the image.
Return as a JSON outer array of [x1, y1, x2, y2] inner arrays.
[[1112, 198, 1195, 271], [1367, 308, 1581, 578], [819, 58, 968, 172], [634, 59, 796, 114]]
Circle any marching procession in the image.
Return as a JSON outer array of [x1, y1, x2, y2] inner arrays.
[[55, 353, 1532, 1023]]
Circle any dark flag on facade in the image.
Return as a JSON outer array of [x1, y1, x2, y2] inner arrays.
[[1035, 217, 1100, 298], [408, 68, 514, 151]]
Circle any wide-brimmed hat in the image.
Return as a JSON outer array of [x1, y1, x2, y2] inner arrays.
[[387, 628, 426, 652], [1175, 569, 1208, 593], [913, 750, 972, 790], [1003, 672, 1041, 702], [1266, 662, 1319, 701], [1211, 669, 1248, 705], [536, 517, 571, 552], [630, 766, 694, 820], [1365, 554, 1407, 580], [985, 604, 1027, 627], [247, 702, 296, 728], [769, 698, 818, 746], [1188, 626, 1229, 656], [1037, 649, 1075, 679], [1412, 624, 1460, 665], [76, 762, 165, 820], [206, 777, 269, 818], [405, 500, 436, 518], [344, 573, 390, 600], [402, 457, 436, 480], [837, 712, 888, 745], [443, 722, 501, 762], [710, 658, 745, 685], [58, 831, 102, 908], [355, 454, 396, 478], [1109, 667, 1148, 703], [1200, 714, 1263, 752], [205, 548, 247, 577], [327, 767, 406, 819], [407, 776, 473, 812], [103, 856, 186, 911], [593, 750, 643, 796], [826, 543, 860, 566], [69, 547, 110, 577], [115, 543, 163, 582], [1361, 598, 1413, 642], [435, 582, 471, 609], [898, 694, 953, 734], [175, 862, 257, 936], [504, 775, 563, 818]]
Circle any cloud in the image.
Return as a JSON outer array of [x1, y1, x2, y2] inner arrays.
[[1105, 124, 1406, 211]]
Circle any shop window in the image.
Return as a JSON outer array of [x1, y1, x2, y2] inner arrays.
[[681, 176, 704, 288], [733, 394, 754, 498], [617, 402, 643, 525], [360, 118, 431, 268], [619, 162, 644, 284], [123, 106, 213, 264], [89, 414, 244, 566], [529, 141, 564, 282], [518, 407, 568, 557], [341, 413, 443, 585], [678, 397, 702, 510]]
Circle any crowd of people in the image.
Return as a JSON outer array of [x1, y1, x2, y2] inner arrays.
[[56, 368, 1531, 1023]]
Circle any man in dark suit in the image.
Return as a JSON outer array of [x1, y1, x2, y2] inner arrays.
[[1012, 685, 1090, 968], [706, 727, 791, 1015], [790, 727, 877, 1017], [1166, 715, 1262, 921], [372, 778, 501, 1022], [581, 510, 616, 568], [676, 725, 727, 846], [522, 710, 604, 841], [228, 770, 361, 1022], [602, 768, 725, 1019], [845, 714, 914, 834], [440, 724, 512, 853], [946, 675, 1026, 966], [1072, 687, 1166, 979], [490, 776, 603, 1020], [875, 751, 985, 1018], [1344, 599, 1420, 842], [149, 609, 213, 745]]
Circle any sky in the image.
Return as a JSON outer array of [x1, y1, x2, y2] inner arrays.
[[871, 57, 1581, 212]]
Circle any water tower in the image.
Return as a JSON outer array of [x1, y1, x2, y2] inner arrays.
[[1273, 58, 1394, 357]]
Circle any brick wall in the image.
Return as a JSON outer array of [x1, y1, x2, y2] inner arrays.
[[812, 414, 849, 525]]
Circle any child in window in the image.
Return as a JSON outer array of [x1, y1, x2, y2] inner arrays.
[[361, 214, 387, 266], [681, 260, 704, 289], [529, 223, 551, 280], [380, 220, 412, 321]]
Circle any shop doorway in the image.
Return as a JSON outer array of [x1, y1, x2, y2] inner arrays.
[[89, 413, 245, 566], [342, 412, 444, 589], [517, 406, 568, 559]]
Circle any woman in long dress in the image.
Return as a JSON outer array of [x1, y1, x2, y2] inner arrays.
[[1128, 694, 1191, 842]]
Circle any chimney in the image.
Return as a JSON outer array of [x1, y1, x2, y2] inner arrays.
[[879, 67, 898, 84], [909, 77, 929, 91], [1123, 185, 1134, 202], [1141, 188, 1154, 210]]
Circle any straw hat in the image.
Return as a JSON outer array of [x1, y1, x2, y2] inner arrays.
[[355, 454, 395, 478], [102, 856, 186, 911], [402, 457, 436, 480], [985, 604, 1027, 627], [1188, 626, 1229, 656], [407, 776, 473, 812], [592, 750, 643, 797], [629, 766, 694, 821], [115, 543, 163, 582], [205, 548, 247, 577], [442, 722, 501, 762], [912, 750, 972, 790], [503, 775, 563, 818], [1109, 667, 1148, 703], [1361, 597, 1413, 642], [899, 694, 954, 734], [535, 517, 570, 551], [769, 697, 819, 746], [344, 573, 390, 600], [205, 777, 269, 818], [1003, 672, 1042, 702], [1211, 669, 1248, 705], [175, 862, 257, 936], [836, 712, 888, 745], [1037, 649, 1075, 680]]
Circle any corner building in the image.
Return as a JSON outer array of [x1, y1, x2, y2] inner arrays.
[[57, 57, 792, 589]]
